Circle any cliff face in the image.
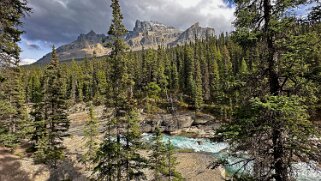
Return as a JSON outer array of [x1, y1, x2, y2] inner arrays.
[[36, 30, 110, 64], [36, 21, 215, 64], [126, 20, 181, 50], [169, 22, 215, 46]]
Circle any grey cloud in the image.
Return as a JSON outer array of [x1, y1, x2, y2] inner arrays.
[[23, 0, 110, 43], [22, 0, 235, 44], [27, 43, 40, 50]]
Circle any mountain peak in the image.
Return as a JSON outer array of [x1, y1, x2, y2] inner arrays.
[[191, 22, 200, 28], [169, 23, 215, 46], [86, 30, 96, 36], [76, 30, 105, 42], [36, 21, 214, 64], [133, 20, 176, 32]]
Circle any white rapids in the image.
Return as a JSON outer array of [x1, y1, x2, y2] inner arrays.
[[142, 133, 321, 181]]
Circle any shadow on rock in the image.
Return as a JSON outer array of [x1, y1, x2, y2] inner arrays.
[[48, 158, 88, 181], [0, 148, 31, 181]]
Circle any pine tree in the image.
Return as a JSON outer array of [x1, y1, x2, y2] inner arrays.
[[30, 73, 43, 103], [93, 69, 108, 105], [149, 128, 182, 181], [149, 127, 167, 180], [0, 0, 30, 149], [0, 0, 31, 61], [171, 59, 179, 93], [210, 58, 220, 103], [239, 58, 248, 75], [34, 46, 70, 167], [184, 46, 195, 98], [194, 40, 203, 111], [67, 60, 78, 104], [218, 1, 321, 180], [95, 1, 146, 180], [165, 140, 182, 181], [82, 102, 99, 168], [155, 46, 168, 94], [123, 109, 147, 180]]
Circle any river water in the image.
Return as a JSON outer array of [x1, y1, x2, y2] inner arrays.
[[142, 134, 321, 181]]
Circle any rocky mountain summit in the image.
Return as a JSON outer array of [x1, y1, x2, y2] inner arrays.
[[170, 22, 215, 46], [36, 20, 215, 64], [36, 30, 110, 64], [126, 20, 181, 50]]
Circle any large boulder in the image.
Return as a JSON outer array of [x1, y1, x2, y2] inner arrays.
[[193, 113, 215, 125], [141, 113, 195, 133], [176, 114, 194, 129]]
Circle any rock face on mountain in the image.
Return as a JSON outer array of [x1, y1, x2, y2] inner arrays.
[[36, 20, 215, 64], [169, 22, 215, 46], [126, 20, 181, 50], [37, 30, 110, 64]]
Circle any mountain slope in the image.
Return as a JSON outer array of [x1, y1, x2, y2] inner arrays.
[[126, 20, 182, 50], [170, 22, 215, 46]]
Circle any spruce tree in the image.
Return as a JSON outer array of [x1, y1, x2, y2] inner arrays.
[[0, 0, 31, 61], [218, 1, 321, 180], [184, 46, 195, 98], [0, 0, 30, 149], [149, 127, 167, 180], [150, 128, 182, 181], [123, 109, 146, 180], [34, 46, 70, 167], [194, 42, 203, 111], [165, 140, 182, 181], [239, 58, 248, 75], [210, 58, 220, 103], [95, 0, 129, 178], [95, 1, 146, 180], [82, 102, 99, 168]]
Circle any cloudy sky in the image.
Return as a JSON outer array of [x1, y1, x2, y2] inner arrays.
[[19, 0, 236, 64]]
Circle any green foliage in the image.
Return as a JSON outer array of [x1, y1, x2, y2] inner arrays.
[[1, 0, 320, 179], [95, 1, 147, 180], [33, 46, 70, 167], [216, 1, 321, 180], [149, 128, 183, 181], [82, 103, 99, 167], [0, 68, 29, 149], [149, 127, 167, 180], [239, 58, 248, 75], [144, 82, 161, 100], [0, 0, 31, 60], [164, 140, 183, 181], [95, 109, 147, 181], [218, 96, 320, 180], [94, 117, 120, 181]]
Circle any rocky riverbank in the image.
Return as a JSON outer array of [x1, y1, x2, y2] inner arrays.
[[68, 103, 222, 138]]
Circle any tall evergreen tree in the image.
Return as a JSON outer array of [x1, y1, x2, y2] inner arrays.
[[95, 1, 146, 180], [34, 46, 70, 167], [0, 0, 30, 149], [149, 127, 167, 180], [218, 1, 321, 180], [194, 40, 203, 111], [184, 46, 195, 98], [82, 102, 99, 168], [164, 139, 182, 181]]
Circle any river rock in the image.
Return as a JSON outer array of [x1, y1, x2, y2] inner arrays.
[[176, 114, 194, 128], [141, 113, 194, 133], [194, 113, 215, 125]]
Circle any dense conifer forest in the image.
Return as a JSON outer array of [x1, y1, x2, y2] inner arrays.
[[1, 0, 321, 180]]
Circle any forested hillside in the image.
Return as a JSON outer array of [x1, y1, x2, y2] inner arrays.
[[1, 0, 321, 180], [22, 26, 321, 123]]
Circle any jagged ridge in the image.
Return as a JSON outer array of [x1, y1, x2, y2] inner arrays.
[[36, 20, 215, 64]]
